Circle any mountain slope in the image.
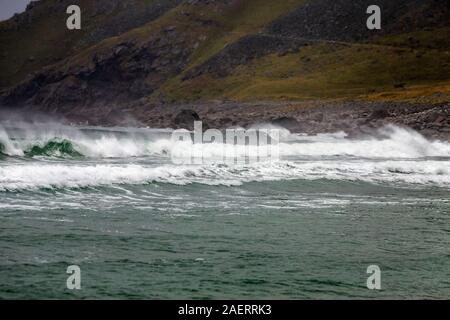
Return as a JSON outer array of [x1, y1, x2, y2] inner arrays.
[[0, 0, 183, 88], [0, 0, 449, 120]]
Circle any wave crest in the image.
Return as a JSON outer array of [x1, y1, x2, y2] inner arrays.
[[0, 124, 449, 160], [0, 160, 449, 192], [24, 139, 84, 158]]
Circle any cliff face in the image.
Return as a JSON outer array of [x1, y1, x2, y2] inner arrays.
[[0, 0, 450, 122]]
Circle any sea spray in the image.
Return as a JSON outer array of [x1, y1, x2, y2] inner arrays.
[[0, 124, 449, 160], [0, 127, 24, 156]]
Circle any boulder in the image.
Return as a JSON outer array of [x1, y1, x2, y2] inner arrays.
[[173, 109, 201, 130], [271, 116, 300, 131]]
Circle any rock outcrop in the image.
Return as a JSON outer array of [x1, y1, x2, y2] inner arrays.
[[173, 109, 201, 130]]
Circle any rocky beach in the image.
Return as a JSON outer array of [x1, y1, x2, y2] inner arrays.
[[2, 100, 449, 141]]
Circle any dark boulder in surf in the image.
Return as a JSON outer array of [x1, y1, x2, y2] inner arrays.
[[368, 108, 391, 121], [173, 109, 201, 130], [271, 116, 300, 131]]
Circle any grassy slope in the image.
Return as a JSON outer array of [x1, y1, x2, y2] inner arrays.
[[0, 0, 167, 88], [159, 26, 450, 103], [154, 0, 450, 104], [186, 0, 307, 69], [57, 0, 308, 101], [0, 0, 95, 87], [1, 0, 449, 104]]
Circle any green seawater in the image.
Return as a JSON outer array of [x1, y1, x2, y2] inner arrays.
[[24, 139, 84, 158], [0, 125, 449, 299]]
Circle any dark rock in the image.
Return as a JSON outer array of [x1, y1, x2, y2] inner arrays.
[[267, 0, 450, 42], [368, 108, 391, 120], [218, 117, 233, 127], [271, 116, 300, 131], [435, 115, 446, 124], [173, 109, 201, 130], [312, 113, 324, 122]]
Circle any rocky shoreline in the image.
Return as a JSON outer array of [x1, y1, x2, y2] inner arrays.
[[162, 101, 450, 141], [2, 99, 448, 141]]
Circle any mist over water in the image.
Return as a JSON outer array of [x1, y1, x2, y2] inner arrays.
[[1, 122, 449, 299]]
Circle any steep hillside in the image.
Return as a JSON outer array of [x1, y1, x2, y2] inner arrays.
[[162, 0, 450, 102], [0, 0, 182, 88], [0, 0, 449, 122]]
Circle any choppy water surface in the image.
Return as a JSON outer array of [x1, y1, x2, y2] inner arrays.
[[0, 123, 449, 299]]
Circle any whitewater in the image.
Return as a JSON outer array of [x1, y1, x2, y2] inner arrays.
[[1, 122, 449, 299], [1, 123, 449, 191]]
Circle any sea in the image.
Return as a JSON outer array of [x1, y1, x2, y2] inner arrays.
[[0, 122, 449, 299]]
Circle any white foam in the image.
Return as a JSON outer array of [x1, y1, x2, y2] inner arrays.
[[0, 127, 24, 156], [0, 159, 449, 191], [1, 124, 449, 159], [1, 124, 449, 191], [277, 125, 450, 158]]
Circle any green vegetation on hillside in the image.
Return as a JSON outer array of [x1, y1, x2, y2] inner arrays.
[[160, 34, 450, 102], [186, 0, 306, 70], [1, 0, 450, 106], [0, 0, 177, 88]]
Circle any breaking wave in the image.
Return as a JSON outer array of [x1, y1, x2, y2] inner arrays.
[[0, 128, 23, 157], [0, 124, 449, 159], [0, 160, 449, 192], [0, 123, 449, 191], [24, 139, 84, 158]]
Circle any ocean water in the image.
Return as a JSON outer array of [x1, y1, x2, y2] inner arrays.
[[0, 123, 449, 299]]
